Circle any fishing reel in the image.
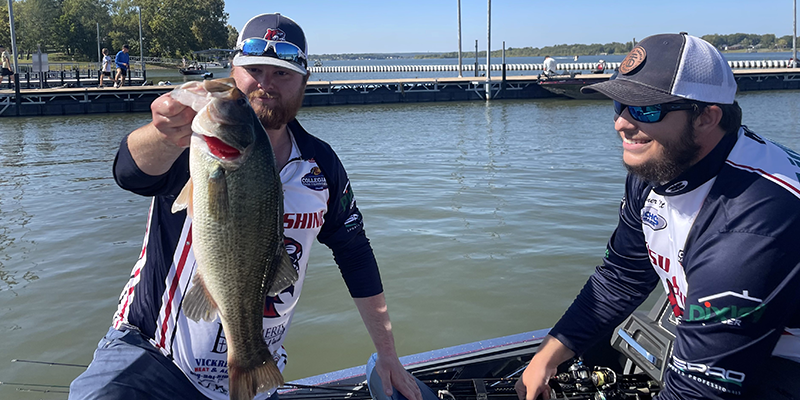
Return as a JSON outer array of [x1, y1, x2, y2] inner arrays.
[[547, 358, 660, 400]]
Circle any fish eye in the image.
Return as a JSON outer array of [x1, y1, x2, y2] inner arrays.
[[236, 97, 247, 107]]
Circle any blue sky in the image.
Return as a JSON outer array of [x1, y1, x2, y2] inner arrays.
[[224, 0, 798, 55]]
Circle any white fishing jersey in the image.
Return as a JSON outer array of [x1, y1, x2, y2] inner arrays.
[[112, 120, 383, 399]]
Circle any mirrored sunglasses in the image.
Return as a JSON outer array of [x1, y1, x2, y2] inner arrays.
[[614, 101, 699, 123], [238, 38, 307, 69]]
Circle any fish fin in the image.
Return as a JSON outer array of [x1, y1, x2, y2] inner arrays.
[[228, 344, 284, 400], [183, 273, 218, 322], [265, 249, 299, 297], [228, 350, 284, 400], [171, 178, 194, 218]]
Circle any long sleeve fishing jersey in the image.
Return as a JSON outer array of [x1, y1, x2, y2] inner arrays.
[[110, 119, 383, 399], [549, 126, 800, 399]]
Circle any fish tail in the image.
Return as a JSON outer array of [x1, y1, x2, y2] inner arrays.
[[228, 350, 284, 400]]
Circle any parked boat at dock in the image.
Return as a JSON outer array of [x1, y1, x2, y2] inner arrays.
[[179, 65, 211, 76]]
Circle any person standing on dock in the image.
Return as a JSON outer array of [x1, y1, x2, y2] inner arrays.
[[99, 48, 112, 88], [515, 33, 800, 400], [113, 44, 129, 88], [69, 12, 423, 400], [0, 45, 15, 89]]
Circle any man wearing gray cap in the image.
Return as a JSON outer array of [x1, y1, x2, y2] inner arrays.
[[70, 13, 422, 400], [515, 33, 800, 399]]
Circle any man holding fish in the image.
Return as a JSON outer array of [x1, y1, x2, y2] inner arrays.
[[70, 13, 422, 400]]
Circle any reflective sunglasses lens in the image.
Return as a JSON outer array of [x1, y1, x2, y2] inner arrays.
[[272, 42, 301, 62], [241, 39, 268, 56], [628, 105, 663, 123]]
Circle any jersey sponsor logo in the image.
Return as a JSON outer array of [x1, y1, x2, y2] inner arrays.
[[666, 278, 684, 318], [664, 180, 689, 194], [340, 182, 355, 212], [344, 213, 361, 233], [647, 245, 672, 273], [211, 322, 227, 354], [264, 238, 302, 318], [647, 244, 687, 312], [284, 211, 324, 230], [671, 355, 746, 387], [301, 167, 328, 191], [641, 206, 668, 230], [263, 285, 296, 318], [263, 322, 286, 346], [685, 290, 766, 325]]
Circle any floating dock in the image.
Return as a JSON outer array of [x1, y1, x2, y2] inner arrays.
[[1, 67, 799, 117]]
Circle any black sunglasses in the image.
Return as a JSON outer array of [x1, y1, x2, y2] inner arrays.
[[614, 101, 701, 123]]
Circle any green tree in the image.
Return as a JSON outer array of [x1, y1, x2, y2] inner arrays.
[[107, 0, 140, 57], [227, 24, 238, 50], [759, 34, 775, 49], [55, 0, 112, 59], [190, 0, 228, 51], [0, 2, 10, 50], [15, 0, 60, 56]]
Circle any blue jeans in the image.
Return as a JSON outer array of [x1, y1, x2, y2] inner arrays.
[[69, 326, 280, 400]]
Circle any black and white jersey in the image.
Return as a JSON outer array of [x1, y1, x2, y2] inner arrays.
[[111, 119, 383, 399], [551, 127, 800, 399]]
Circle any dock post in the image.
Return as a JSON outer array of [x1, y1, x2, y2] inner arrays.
[[500, 42, 506, 99], [485, 0, 491, 101], [457, 0, 463, 77], [474, 40, 479, 77]]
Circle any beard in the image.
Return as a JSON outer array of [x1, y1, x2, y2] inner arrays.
[[624, 118, 701, 184], [248, 85, 305, 130]]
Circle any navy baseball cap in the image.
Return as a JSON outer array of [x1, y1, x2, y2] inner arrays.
[[233, 13, 308, 75], [581, 33, 737, 106]]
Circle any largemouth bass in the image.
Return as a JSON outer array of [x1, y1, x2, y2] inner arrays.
[[170, 78, 298, 400]]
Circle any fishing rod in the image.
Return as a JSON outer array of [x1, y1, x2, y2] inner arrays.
[[0, 381, 70, 389], [11, 359, 88, 368], [281, 382, 370, 393]]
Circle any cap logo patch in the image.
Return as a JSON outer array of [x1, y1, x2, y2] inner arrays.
[[619, 46, 646, 75], [264, 28, 286, 41]]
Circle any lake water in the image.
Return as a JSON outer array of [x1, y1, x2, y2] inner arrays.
[[0, 73, 799, 398]]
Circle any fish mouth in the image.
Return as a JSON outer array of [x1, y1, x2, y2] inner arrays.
[[197, 134, 243, 161]]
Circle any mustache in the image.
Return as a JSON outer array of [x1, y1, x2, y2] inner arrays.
[[248, 90, 279, 101]]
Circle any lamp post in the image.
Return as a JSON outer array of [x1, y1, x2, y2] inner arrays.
[[97, 22, 101, 65], [485, 0, 491, 100], [457, 0, 462, 77], [138, 6, 146, 80], [793, 0, 797, 67], [6, 0, 20, 113]]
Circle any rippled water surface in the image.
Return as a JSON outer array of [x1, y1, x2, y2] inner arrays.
[[0, 88, 799, 398]]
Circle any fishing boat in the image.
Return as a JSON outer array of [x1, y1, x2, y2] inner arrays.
[[278, 294, 678, 400], [179, 65, 209, 75], [537, 73, 612, 100]]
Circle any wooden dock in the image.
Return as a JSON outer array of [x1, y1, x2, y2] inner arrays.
[[1, 69, 798, 117]]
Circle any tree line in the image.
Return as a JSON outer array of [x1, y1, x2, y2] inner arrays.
[[416, 33, 799, 59], [0, 0, 237, 62]]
